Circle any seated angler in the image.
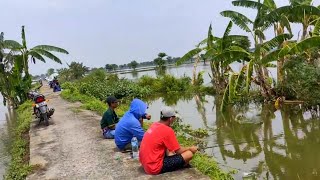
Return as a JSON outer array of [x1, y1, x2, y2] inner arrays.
[[100, 96, 119, 139], [114, 98, 151, 151], [139, 106, 198, 174]]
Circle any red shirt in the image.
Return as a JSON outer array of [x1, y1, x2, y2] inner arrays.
[[139, 122, 180, 174]]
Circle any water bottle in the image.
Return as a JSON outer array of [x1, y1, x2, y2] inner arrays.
[[131, 136, 139, 159]]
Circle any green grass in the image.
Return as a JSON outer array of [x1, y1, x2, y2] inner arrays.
[[5, 101, 33, 180], [61, 89, 127, 116]]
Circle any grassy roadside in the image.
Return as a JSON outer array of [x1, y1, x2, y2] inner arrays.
[[5, 101, 33, 180], [60, 89, 234, 180]]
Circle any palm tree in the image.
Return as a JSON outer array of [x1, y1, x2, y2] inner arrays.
[[0, 26, 69, 105], [177, 22, 250, 92], [154, 52, 167, 68], [4, 26, 69, 76], [220, 0, 298, 99], [229, 0, 294, 82]]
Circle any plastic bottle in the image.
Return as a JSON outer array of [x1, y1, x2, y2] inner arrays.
[[131, 136, 139, 159]]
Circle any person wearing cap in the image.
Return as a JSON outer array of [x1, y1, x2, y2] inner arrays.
[[139, 106, 198, 175], [100, 96, 119, 139], [114, 98, 151, 150]]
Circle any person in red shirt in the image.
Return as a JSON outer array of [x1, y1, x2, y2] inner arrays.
[[139, 106, 198, 174]]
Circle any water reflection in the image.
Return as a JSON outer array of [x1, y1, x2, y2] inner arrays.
[[214, 102, 320, 180], [0, 95, 15, 178]]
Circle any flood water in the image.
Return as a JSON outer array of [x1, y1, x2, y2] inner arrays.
[[119, 65, 320, 180], [0, 95, 14, 179]]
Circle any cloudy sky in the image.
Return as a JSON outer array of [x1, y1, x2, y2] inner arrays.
[[1, 0, 320, 75]]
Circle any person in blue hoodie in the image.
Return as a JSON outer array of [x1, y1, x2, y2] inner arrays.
[[115, 99, 151, 150]]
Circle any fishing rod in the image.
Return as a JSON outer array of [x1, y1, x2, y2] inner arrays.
[[201, 134, 284, 150]]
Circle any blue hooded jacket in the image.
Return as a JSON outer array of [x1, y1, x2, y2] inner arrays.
[[115, 99, 147, 150]]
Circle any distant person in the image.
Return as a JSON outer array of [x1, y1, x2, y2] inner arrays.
[[114, 98, 151, 151], [139, 106, 198, 175], [100, 96, 120, 139]]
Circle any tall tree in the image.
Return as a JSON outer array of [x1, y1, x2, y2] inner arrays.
[[177, 22, 250, 92], [128, 60, 138, 70], [47, 68, 55, 76], [67, 62, 89, 80], [154, 52, 167, 68]]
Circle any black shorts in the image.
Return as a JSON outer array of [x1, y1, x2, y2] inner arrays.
[[160, 154, 185, 173]]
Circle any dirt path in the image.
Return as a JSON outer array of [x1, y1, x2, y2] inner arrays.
[[27, 85, 209, 180]]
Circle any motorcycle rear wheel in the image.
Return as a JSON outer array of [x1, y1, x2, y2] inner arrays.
[[42, 113, 49, 126]]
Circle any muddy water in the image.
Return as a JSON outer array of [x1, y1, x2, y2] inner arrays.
[[120, 66, 320, 180], [0, 95, 15, 179]]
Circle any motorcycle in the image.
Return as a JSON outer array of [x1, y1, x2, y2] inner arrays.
[[30, 91, 55, 126]]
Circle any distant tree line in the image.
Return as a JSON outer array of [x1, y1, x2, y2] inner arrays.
[[105, 52, 184, 71]]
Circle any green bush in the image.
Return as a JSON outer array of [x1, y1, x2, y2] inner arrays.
[[5, 101, 33, 180], [277, 56, 320, 106], [138, 75, 192, 94]]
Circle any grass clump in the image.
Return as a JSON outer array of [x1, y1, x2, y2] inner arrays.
[[5, 101, 33, 180], [61, 89, 127, 116]]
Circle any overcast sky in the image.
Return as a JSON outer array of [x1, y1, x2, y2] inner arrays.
[[1, 0, 320, 75]]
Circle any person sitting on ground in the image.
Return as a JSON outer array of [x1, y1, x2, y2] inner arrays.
[[100, 96, 119, 139], [139, 106, 198, 175], [114, 98, 151, 151]]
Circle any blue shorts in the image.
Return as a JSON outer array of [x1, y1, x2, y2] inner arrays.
[[103, 129, 115, 139]]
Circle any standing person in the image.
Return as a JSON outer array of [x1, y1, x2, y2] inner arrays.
[[139, 106, 198, 175], [100, 96, 119, 139], [114, 98, 151, 151]]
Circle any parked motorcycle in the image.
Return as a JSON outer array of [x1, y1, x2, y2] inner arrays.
[[29, 91, 55, 126]]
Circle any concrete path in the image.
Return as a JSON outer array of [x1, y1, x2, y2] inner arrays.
[[27, 85, 209, 180]]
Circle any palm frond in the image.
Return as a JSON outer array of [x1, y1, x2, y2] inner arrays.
[[263, 0, 277, 10], [288, 5, 320, 23], [289, 36, 320, 54], [223, 21, 233, 39], [220, 49, 250, 66], [220, 10, 253, 32], [232, 0, 268, 10], [0, 32, 4, 43], [280, 15, 292, 35], [2, 40, 23, 50], [261, 33, 292, 52], [260, 49, 281, 64], [176, 48, 201, 66], [235, 66, 246, 93], [278, 42, 296, 57], [21, 26, 27, 48], [32, 49, 63, 64], [260, 5, 299, 30], [197, 36, 220, 47], [28, 50, 46, 63], [207, 24, 214, 49], [32, 45, 69, 54], [313, 18, 320, 36]]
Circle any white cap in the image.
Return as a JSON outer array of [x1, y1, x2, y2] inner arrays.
[[160, 106, 177, 118]]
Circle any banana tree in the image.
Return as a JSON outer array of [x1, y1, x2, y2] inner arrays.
[[220, 0, 298, 99], [177, 22, 250, 92], [1, 26, 69, 105], [4, 26, 69, 77], [230, 0, 293, 83], [221, 33, 292, 111]]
